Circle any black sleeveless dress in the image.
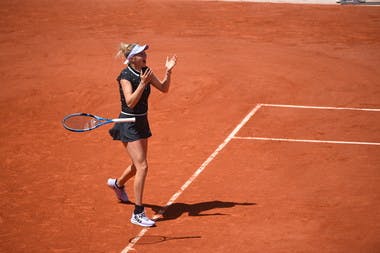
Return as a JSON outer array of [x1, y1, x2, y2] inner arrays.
[[109, 65, 152, 142]]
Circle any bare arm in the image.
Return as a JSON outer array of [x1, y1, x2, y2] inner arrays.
[[120, 69, 153, 109], [151, 55, 177, 93], [150, 70, 171, 93]]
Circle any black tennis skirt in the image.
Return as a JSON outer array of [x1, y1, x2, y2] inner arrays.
[[109, 112, 152, 142]]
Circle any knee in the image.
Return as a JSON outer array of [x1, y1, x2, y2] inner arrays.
[[135, 161, 148, 173]]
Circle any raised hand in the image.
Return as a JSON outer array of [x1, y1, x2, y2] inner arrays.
[[165, 55, 177, 72]]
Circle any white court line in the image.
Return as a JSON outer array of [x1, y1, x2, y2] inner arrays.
[[121, 104, 262, 253], [208, 0, 380, 5], [236, 103, 380, 146], [233, 136, 380, 146], [212, 0, 336, 4], [261, 103, 380, 112]]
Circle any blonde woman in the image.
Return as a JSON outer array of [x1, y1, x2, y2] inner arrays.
[[108, 43, 177, 227]]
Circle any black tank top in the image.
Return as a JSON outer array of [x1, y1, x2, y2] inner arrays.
[[117, 65, 151, 115]]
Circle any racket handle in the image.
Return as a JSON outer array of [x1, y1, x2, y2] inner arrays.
[[113, 117, 136, 123]]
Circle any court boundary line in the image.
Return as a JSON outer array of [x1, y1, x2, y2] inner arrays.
[[261, 103, 380, 112], [233, 136, 380, 146], [234, 103, 380, 146], [212, 0, 337, 5], [121, 104, 262, 253]]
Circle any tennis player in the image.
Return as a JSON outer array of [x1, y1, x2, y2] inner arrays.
[[107, 43, 177, 227]]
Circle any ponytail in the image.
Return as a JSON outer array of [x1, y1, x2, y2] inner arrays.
[[116, 42, 136, 59]]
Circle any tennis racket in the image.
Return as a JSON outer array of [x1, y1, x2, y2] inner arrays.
[[62, 113, 135, 132]]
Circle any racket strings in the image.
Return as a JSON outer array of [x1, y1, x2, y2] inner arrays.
[[63, 115, 101, 131]]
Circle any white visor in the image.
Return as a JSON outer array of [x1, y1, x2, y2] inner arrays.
[[123, 44, 149, 64]]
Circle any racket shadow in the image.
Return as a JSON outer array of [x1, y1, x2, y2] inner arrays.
[[129, 235, 202, 245], [144, 200, 256, 222]]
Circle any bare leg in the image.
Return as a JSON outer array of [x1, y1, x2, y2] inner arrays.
[[125, 138, 148, 206], [116, 144, 137, 187]]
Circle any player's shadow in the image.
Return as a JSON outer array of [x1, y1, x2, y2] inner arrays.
[[144, 200, 256, 222]]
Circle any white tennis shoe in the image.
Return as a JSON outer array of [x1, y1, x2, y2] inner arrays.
[[107, 178, 129, 203], [131, 211, 156, 227]]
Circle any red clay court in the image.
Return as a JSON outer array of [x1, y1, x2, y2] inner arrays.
[[1, 0, 380, 252]]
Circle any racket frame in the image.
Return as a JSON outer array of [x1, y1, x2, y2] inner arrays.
[[62, 112, 136, 132]]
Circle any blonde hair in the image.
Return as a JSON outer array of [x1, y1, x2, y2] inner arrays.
[[116, 42, 136, 59]]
